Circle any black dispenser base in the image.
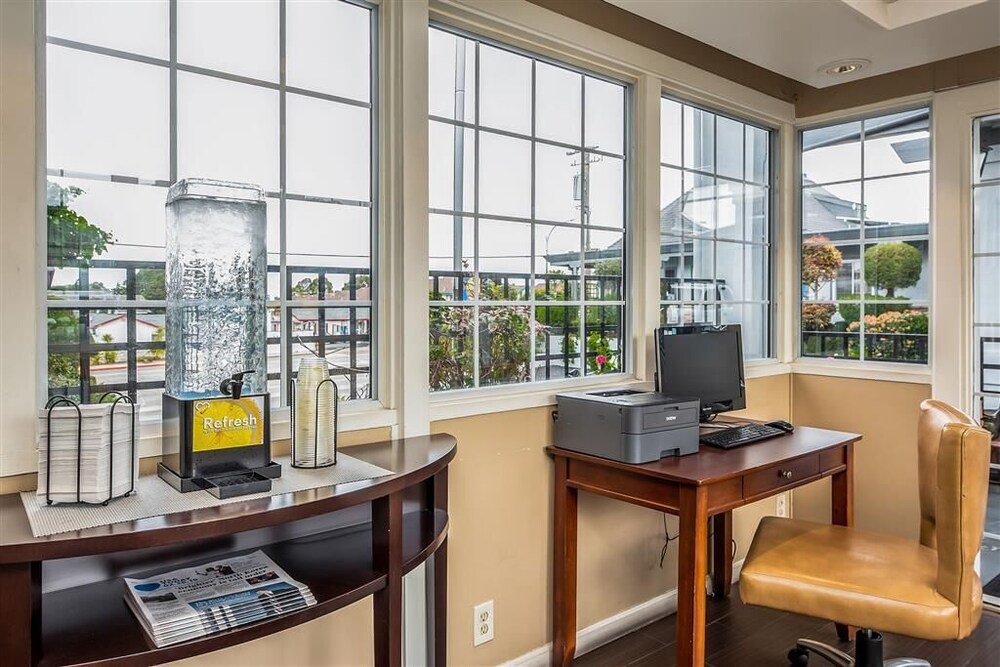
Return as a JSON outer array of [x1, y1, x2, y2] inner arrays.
[[157, 461, 282, 498]]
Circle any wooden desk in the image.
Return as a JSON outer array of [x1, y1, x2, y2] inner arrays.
[[0, 434, 456, 667], [547, 425, 861, 666]]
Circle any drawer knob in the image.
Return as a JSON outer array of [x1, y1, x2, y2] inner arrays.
[[779, 470, 793, 479]]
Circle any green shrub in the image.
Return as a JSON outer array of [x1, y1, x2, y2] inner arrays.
[[837, 294, 910, 324]]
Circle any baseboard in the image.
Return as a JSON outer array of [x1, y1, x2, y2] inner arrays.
[[504, 559, 745, 666]]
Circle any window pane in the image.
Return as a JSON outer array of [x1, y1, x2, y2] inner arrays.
[[862, 302, 928, 363], [801, 182, 862, 243], [287, 0, 371, 102], [683, 172, 716, 238], [716, 116, 744, 181], [715, 241, 745, 301], [974, 185, 1000, 254], [479, 220, 531, 301], [585, 77, 625, 155], [428, 28, 476, 121], [47, 46, 169, 180], [479, 44, 531, 135], [177, 0, 279, 82], [286, 94, 370, 200], [429, 122, 475, 213], [285, 201, 370, 271], [47, 0, 169, 58], [430, 306, 475, 390], [535, 143, 581, 223], [177, 73, 279, 190], [863, 110, 929, 178], [660, 167, 684, 236], [864, 173, 929, 240], [715, 180, 744, 242], [535, 305, 581, 381], [744, 243, 769, 303], [684, 106, 714, 173], [732, 304, 767, 361], [479, 306, 531, 386], [587, 155, 624, 229], [802, 121, 861, 185], [584, 230, 623, 301], [585, 305, 623, 375], [660, 98, 682, 166], [745, 184, 769, 244], [976, 257, 1000, 324], [536, 62, 581, 146], [478, 132, 531, 218], [685, 237, 716, 291], [800, 302, 858, 360], [429, 214, 474, 300], [975, 114, 1000, 183], [535, 225, 582, 301], [746, 125, 769, 185]]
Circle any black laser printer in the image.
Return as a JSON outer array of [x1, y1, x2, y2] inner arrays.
[[553, 388, 700, 464]]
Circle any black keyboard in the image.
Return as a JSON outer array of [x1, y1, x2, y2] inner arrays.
[[700, 423, 787, 449]]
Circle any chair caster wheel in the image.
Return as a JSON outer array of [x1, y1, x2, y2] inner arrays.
[[788, 647, 809, 666]]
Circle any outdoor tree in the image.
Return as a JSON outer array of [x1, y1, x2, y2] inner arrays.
[[291, 277, 335, 298], [864, 242, 922, 298], [47, 182, 113, 286], [801, 235, 843, 299]]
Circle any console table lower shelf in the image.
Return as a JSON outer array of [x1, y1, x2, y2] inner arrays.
[[0, 434, 457, 667]]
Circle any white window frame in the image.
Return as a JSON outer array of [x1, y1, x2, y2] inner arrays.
[[426, 22, 633, 396], [657, 93, 778, 361], [795, 103, 933, 371]]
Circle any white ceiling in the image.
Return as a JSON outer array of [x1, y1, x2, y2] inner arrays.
[[606, 0, 1000, 88]]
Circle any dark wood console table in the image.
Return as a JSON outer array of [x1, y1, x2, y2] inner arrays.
[[547, 425, 860, 666], [0, 434, 456, 667]]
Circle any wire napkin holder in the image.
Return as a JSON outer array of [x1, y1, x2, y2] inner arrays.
[[42, 391, 137, 506]]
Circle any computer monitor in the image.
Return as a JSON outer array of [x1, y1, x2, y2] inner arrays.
[[655, 324, 746, 420]]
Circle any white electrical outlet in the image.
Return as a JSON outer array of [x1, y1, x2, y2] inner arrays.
[[473, 600, 494, 646], [776, 493, 789, 517]]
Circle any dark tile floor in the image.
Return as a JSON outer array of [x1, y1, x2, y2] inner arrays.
[[573, 584, 1000, 666]]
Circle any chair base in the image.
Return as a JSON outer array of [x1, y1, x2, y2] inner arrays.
[[787, 629, 931, 667]]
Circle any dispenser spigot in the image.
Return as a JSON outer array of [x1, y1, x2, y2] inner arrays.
[[220, 371, 254, 400]]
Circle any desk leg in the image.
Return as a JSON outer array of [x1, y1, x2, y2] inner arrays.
[[677, 486, 709, 667], [373, 492, 404, 667], [711, 511, 733, 598], [832, 443, 855, 642], [552, 457, 578, 667]]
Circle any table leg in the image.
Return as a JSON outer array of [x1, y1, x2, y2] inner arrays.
[[373, 492, 404, 667], [832, 443, 855, 642], [711, 511, 733, 598], [0, 561, 41, 667], [552, 457, 578, 667], [432, 469, 449, 667], [677, 486, 709, 667]]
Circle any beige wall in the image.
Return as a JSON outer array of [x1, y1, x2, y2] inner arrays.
[[790, 375, 931, 540]]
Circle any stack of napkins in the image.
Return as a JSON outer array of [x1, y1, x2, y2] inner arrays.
[[124, 551, 316, 647], [37, 402, 138, 503]]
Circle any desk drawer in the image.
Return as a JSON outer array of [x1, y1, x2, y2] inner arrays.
[[744, 454, 820, 498]]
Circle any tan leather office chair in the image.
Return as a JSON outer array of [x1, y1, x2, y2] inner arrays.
[[740, 400, 992, 667]]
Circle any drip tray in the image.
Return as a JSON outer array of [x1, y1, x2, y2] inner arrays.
[[201, 470, 273, 499]]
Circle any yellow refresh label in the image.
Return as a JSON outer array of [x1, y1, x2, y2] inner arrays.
[[192, 397, 265, 452]]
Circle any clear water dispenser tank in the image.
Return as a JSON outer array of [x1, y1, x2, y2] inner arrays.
[[165, 179, 267, 398]]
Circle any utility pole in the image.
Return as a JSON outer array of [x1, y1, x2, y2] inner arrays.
[[569, 148, 602, 254]]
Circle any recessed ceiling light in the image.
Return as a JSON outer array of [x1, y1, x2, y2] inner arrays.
[[818, 59, 872, 76]]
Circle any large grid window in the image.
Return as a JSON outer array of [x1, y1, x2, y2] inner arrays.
[[427, 27, 629, 391], [974, 113, 1000, 608], [974, 114, 1000, 414], [44, 0, 376, 413], [799, 108, 930, 364], [659, 98, 772, 360]]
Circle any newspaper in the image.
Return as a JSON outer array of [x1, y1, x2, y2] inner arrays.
[[124, 550, 316, 647]]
